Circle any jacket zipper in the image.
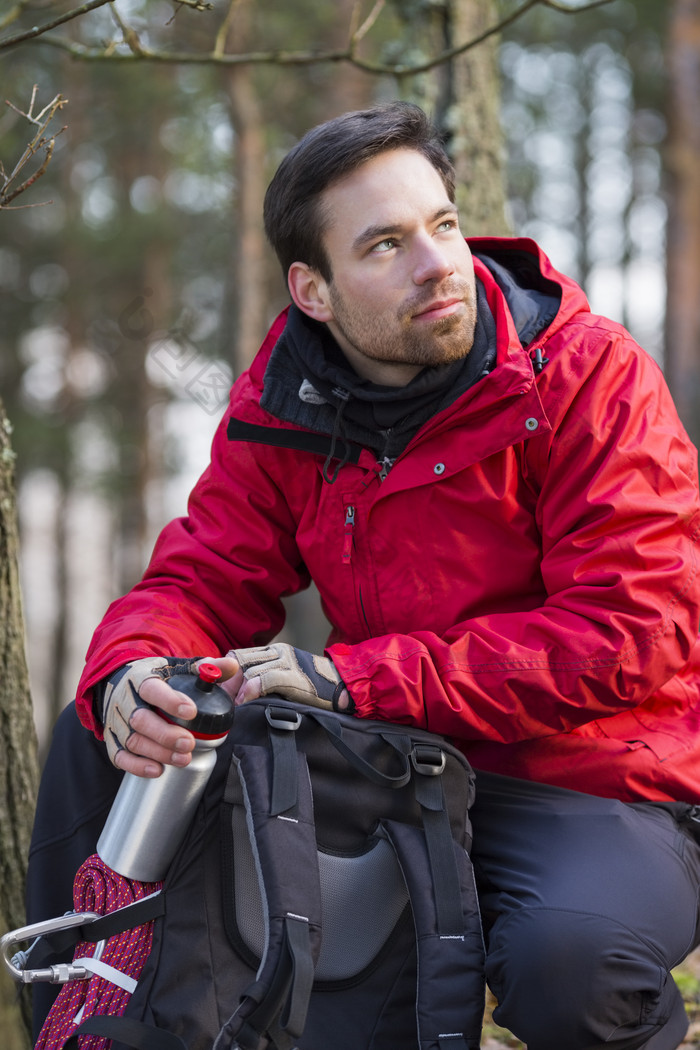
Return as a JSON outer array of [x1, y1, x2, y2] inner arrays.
[[358, 585, 373, 637], [377, 457, 394, 481], [342, 505, 355, 564], [341, 505, 374, 636]]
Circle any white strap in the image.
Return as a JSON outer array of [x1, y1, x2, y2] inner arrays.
[[73, 955, 138, 994]]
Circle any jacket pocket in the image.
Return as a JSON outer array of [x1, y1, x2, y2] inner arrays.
[[591, 708, 690, 762]]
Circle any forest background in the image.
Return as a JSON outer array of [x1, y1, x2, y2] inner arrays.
[[1, 0, 700, 1047]]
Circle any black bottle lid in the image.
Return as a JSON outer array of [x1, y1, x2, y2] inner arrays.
[[166, 663, 235, 737]]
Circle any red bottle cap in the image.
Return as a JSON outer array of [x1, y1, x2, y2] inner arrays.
[[197, 662, 223, 684]]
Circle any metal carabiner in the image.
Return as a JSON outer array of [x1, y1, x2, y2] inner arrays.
[[1, 911, 101, 984]]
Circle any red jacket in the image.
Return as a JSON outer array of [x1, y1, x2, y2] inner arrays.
[[77, 238, 700, 803]]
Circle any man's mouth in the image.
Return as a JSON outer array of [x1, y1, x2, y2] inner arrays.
[[411, 297, 464, 322]]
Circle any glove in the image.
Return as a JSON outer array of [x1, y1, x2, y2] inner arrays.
[[101, 657, 200, 766], [229, 643, 352, 712]]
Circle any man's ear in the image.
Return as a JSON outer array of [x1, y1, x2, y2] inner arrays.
[[287, 262, 334, 323]]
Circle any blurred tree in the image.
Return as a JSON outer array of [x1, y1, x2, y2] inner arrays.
[[220, 0, 379, 372], [499, 0, 700, 450], [0, 399, 38, 1050], [222, 0, 268, 372], [500, 1, 669, 360]]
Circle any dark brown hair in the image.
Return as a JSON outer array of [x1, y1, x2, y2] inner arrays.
[[263, 102, 455, 284]]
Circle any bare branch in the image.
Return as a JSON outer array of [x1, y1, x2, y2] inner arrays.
[[108, 2, 150, 56], [214, 0, 242, 59], [0, 0, 112, 51], [351, 0, 385, 47], [1, 135, 55, 206], [5, 0, 618, 74], [375, 0, 618, 78], [170, 0, 214, 10], [0, 90, 67, 210]]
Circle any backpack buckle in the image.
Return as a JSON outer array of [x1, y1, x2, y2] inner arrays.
[[265, 706, 302, 732], [410, 744, 446, 776]]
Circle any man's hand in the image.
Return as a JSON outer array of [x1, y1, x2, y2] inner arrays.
[[227, 643, 352, 712], [101, 655, 238, 778]]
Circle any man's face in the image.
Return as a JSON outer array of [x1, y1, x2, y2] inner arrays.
[[299, 148, 478, 386]]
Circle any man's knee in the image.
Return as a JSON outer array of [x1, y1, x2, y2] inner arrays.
[[485, 907, 688, 1050]]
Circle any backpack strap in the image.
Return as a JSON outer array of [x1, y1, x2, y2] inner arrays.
[[411, 744, 467, 935], [16, 893, 165, 973], [306, 708, 413, 788], [62, 1013, 186, 1050], [215, 740, 323, 1050], [380, 744, 485, 1050]]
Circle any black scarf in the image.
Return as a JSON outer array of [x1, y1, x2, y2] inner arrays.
[[261, 280, 496, 474]]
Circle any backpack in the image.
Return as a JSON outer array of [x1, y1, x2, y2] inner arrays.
[[20, 699, 486, 1050]]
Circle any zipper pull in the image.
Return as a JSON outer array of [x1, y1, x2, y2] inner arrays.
[[377, 457, 394, 481], [342, 505, 355, 564]]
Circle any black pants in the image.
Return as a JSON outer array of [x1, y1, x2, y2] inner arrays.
[[469, 772, 700, 1050], [26, 703, 700, 1050]]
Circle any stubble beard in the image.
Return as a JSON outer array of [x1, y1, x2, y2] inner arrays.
[[328, 281, 477, 370]]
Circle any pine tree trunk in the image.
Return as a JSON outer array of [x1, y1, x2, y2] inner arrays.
[[0, 400, 39, 1048], [391, 0, 508, 234], [225, 65, 268, 372], [220, 0, 268, 374], [447, 0, 509, 234]]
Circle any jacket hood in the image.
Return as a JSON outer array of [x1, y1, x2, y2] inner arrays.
[[467, 236, 589, 347], [474, 249, 559, 347]]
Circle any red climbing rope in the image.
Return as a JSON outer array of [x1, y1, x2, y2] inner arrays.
[[35, 854, 161, 1050]]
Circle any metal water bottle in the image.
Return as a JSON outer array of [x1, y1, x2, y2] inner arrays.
[[97, 662, 234, 882]]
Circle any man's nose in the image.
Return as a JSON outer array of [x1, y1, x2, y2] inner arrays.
[[412, 237, 454, 284]]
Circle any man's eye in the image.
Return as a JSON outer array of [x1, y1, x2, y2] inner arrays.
[[437, 219, 458, 233], [371, 238, 396, 254]]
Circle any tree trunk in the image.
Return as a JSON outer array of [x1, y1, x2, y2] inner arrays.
[[113, 251, 170, 594], [445, 0, 509, 234], [391, 0, 508, 234], [664, 0, 700, 445], [220, 0, 268, 374], [226, 71, 268, 373], [0, 401, 39, 1048]]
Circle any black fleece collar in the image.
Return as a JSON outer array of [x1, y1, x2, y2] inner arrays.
[[261, 280, 497, 460]]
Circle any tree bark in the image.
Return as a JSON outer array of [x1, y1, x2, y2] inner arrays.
[[391, 0, 508, 234], [225, 69, 268, 373], [0, 400, 39, 1048], [664, 0, 700, 445], [445, 0, 509, 234], [221, 0, 268, 374]]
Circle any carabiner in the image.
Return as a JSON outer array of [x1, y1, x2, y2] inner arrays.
[[1, 911, 101, 984]]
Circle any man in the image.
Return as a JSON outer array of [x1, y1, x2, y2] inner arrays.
[[31, 103, 700, 1049]]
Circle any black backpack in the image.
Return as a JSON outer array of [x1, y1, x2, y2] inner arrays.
[[26, 699, 486, 1050]]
